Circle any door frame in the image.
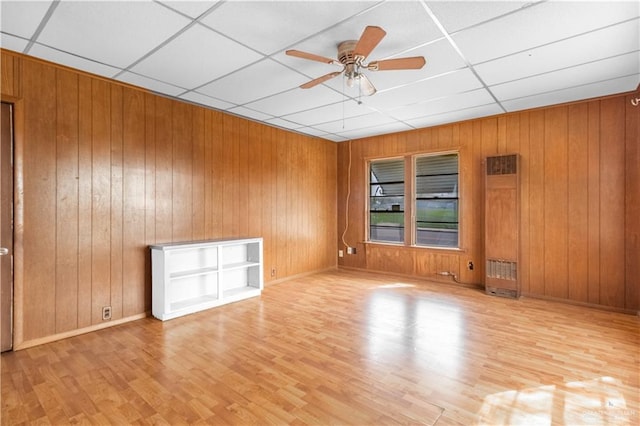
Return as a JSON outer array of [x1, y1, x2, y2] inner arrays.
[[1, 95, 24, 350], [1, 102, 14, 351]]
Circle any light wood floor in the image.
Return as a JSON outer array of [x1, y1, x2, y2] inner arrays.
[[2, 269, 638, 425]]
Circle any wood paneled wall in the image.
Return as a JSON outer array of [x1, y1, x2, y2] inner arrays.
[[337, 89, 639, 313], [1, 50, 337, 348]]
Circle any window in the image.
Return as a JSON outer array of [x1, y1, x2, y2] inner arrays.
[[415, 153, 459, 248], [367, 152, 459, 248], [369, 158, 404, 243]]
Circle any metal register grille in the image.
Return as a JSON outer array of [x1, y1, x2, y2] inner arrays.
[[486, 259, 517, 281], [487, 154, 517, 175]]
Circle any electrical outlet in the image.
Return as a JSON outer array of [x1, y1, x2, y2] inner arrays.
[[468, 261, 474, 270], [102, 306, 112, 321], [347, 247, 356, 255], [271, 267, 276, 277], [338, 250, 344, 257]]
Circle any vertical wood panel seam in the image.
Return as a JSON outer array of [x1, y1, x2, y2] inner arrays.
[[76, 72, 80, 327], [54, 68, 59, 330], [117, 87, 124, 317]]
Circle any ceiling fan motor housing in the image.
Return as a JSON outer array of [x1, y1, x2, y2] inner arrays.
[[337, 40, 359, 65]]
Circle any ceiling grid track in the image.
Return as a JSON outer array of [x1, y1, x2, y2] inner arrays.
[[417, 0, 507, 114]]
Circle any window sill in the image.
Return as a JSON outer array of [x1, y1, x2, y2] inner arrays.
[[363, 241, 467, 254]]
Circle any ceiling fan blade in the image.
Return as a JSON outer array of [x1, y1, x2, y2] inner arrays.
[[358, 73, 376, 96], [300, 71, 343, 89], [353, 26, 386, 61], [286, 49, 337, 65], [368, 56, 426, 71]]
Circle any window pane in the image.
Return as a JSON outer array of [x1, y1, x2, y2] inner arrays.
[[415, 153, 458, 248], [369, 158, 404, 243]]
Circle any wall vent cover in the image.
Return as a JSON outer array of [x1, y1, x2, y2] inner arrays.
[[487, 154, 517, 175], [486, 259, 517, 281]]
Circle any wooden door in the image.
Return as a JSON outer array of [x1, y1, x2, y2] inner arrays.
[[1, 102, 13, 351]]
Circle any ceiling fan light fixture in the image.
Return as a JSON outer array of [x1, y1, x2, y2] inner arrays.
[[346, 74, 355, 88], [344, 63, 357, 87], [359, 73, 376, 96]]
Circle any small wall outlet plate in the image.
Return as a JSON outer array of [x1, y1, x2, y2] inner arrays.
[[338, 250, 344, 257], [102, 306, 112, 321]]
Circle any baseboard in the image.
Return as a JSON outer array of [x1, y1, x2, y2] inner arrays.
[[520, 292, 639, 316], [265, 266, 338, 287], [12, 312, 149, 351]]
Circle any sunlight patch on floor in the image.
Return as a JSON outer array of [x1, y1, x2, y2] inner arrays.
[[375, 282, 416, 289], [476, 377, 636, 426]]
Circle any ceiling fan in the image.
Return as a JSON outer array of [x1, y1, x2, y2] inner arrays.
[[286, 26, 426, 96]]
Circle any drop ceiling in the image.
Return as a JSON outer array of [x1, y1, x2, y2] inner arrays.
[[1, 0, 638, 142]]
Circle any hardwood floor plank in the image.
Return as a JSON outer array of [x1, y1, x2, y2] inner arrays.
[[2, 270, 638, 425]]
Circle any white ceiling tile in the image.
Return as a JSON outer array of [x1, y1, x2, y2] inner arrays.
[[179, 91, 236, 110], [335, 121, 414, 140], [453, 1, 640, 64], [323, 133, 350, 142], [282, 99, 377, 126], [265, 117, 304, 130], [158, 1, 218, 19], [196, 59, 309, 105], [395, 38, 467, 79], [0, 33, 29, 53], [475, 19, 640, 86], [130, 24, 264, 89], [244, 87, 345, 117], [28, 43, 121, 78], [426, 1, 532, 33], [491, 52, 640, 102], [37, 0, 191, 68], [294, 126, 334, 138], [389, 88, 496, 121], [0, 0, 53, 39], [200, 1, 376, 55], [406, 103, 504, 129], [227, 106, 274, 122], [312, 111, 397, 134], [362, 68, 484, 110], [116, 71, 186, 97], [501, 74, 640, 112]]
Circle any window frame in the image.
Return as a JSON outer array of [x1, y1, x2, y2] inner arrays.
[[365, 150, 461, 250]]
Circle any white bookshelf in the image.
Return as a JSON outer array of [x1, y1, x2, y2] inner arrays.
[[150, 238, 263, 321]]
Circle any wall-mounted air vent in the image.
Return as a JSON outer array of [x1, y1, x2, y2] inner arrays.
[[487, 154, 517, 175]]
